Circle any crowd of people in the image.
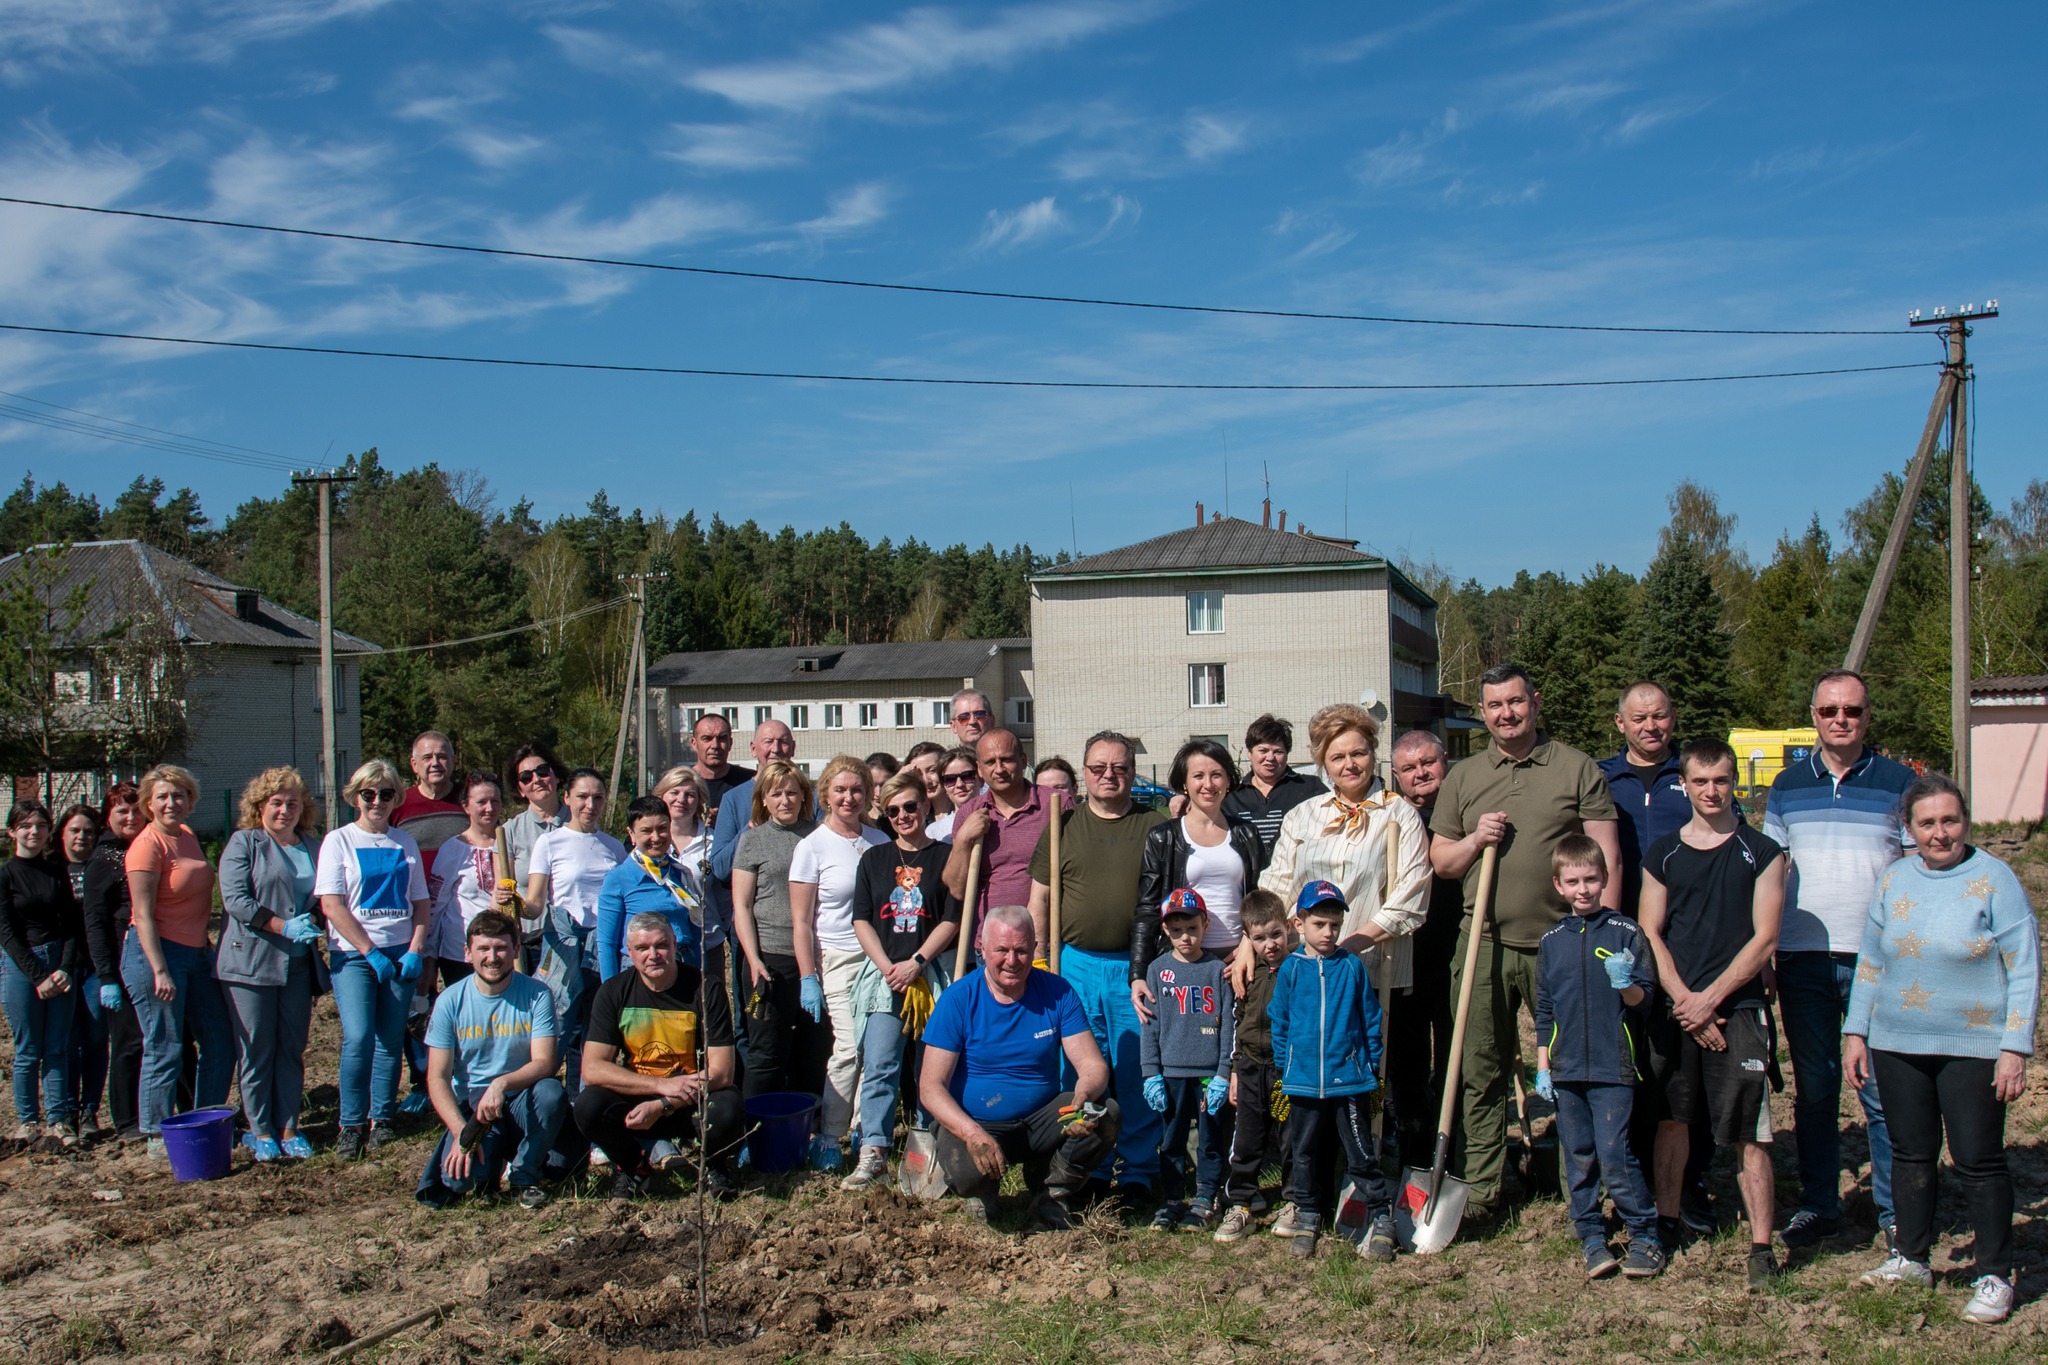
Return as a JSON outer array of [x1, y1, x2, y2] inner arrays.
[[0, 671, 2035, 1325]]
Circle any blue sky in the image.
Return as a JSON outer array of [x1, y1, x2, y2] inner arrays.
[[0, 0, 2040, 585]]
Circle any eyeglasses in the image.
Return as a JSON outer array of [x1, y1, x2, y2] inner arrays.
[[516, 766, 554, 784], [1085, 763, 1133, 779], [358, 788, 397, 804], [941, 771, 980, 786], [1814, 705, 1866, 720], [953, 708, 993, 723], [884, 801, 924, 818]]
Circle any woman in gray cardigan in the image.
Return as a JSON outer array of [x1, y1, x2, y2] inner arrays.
[[217, 767, 327, 1161]]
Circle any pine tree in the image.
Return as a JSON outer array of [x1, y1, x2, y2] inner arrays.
[[1637, 532, 1735, 745]]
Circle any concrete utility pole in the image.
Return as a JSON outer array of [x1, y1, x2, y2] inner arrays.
[[293, 469, 357, 831], [1845, 301, 1994, 792]]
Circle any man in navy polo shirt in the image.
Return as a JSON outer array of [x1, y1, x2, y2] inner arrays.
[[1597, 682, 1692, 919], [1765, 669, 1914, 1251]]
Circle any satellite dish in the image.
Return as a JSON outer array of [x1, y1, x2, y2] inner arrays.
[[1359, 688, 1380, 710]]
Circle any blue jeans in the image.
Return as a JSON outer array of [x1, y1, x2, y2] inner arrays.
[[71, 974, 112, 1120], [1, 942, 77, 1126], [331, 949, 411, 1128], [1556, 1081, 1658, 1245], [1155, 1075, 1230, 1203], [120, 936, 232, 1134], [1777, 950, 1893, 1225], [415, 1079, 569, 1204], [1059, 946, 1160, 1188], [856, 1009, 924, 1150], [223, 958, 315, 1137]]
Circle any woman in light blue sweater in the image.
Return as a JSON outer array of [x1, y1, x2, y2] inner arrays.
[[1843, 773, 2037, 1325]]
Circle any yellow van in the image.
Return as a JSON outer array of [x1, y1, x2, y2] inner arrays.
[[1728, 728, 1820, 799]]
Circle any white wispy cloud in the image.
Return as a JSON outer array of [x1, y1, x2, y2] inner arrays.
[[973, 196, 1066, 252], [0, 0, 394, 81], [392, 69, 546, 170], [1181, 113, 1247, 162], [1354, 109, 1464, 188], [658, 122, 804, 172], [1270, 209, 1353, 262], [1075, 192, 1141, 247], [1606, 98, 1710, 144], [1515, 81, 1628, 116], [797, 182, 892, 236], [499, 194, 756, 258]]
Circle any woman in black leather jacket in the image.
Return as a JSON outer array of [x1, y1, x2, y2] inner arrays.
[[79, 782, 148, 1141], [1130, 739, 1265, 1018]]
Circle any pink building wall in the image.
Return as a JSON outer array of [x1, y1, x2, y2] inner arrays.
[[1971, 701, 2048, 824]]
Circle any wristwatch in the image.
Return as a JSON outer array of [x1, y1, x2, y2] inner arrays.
[[659, 1095, 676, 1113], [911, 952, 927, 967]]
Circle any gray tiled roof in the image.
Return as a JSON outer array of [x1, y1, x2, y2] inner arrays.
[[1971, 675, 2048, 696], [1037, 516, 1376, 577], [0, 540, 381, 652], [650, 638, 1026, 689]]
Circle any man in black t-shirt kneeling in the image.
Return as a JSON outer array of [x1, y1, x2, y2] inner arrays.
[[1639, 739, 1788, 1288], [573, 912, 743, 1200]]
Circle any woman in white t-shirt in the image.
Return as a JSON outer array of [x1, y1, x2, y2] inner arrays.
[[315, 759, 431, 1157], [789, 754, 888, 1169], [428, 773, 521, 972], [524, 768, 625, 1086], [652, 766, 714, 957]]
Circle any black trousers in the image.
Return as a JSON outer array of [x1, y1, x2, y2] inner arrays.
[[1224, 1059, 1282, 1208], [1873, 1050, 2012, 1279], [1284, 1092, 1389, 1225], [571, 1082, 745, 1172], [1388, 978, 1454, 1170], [741, 952, 829, 1101], [935, 1092, 1122, 1199]]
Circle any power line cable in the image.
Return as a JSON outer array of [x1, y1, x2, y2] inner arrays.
[[0, 322, 1938, 392], [0, 195, 1913, 339], [339, 596, 629, 656], [0, 388, 310, 472]]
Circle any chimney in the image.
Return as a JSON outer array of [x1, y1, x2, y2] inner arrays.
[[233, 589, 260, 622], [1195, 500, 1204, 527], [1278, 510, 1287, 532], [1262, 498, 1271, 528], [1212, 511, 1221, 523]]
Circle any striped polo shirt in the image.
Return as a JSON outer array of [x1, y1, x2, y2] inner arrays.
[[1763, 747, 1914, 954]]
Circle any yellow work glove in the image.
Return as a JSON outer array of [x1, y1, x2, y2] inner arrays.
[[1032, 958, 1050, 971], [899, 976, 936, 1038], [1269, 1080, 1291, 1123]]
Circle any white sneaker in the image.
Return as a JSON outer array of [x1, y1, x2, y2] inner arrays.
[[840, 1147, 889, 1191], [1858, 1254, 1933, 1288], [1961, 1274, 2014, 1325], [588, 1145, 612, 1169], [1269, 1202, 1308, 1238]]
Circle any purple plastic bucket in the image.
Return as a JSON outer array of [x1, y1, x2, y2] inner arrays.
[[158, 1106, 237, 1182], [743, 1092, 818, 1172]]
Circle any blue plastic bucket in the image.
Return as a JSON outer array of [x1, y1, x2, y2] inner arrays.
[[743, 1092, 818, 1172], [159, 1106, 237, 1182]]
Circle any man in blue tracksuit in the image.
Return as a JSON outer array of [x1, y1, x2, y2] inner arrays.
[[1597, 682, 1693, 920], [1268, 880, 1392, 1261]]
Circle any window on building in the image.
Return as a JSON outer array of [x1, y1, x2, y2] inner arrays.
[[1190, 663, 1226, 707], [1010, 698, 1034, 725], [53, 669, 92, 702], [685, 706, 706, 726], [894, 701, 915, 728], [932, 700, 952, 727], [859, 702, 880, 729], [824, 704, 844, 729], [789, 704, 810, 730], [720, 706, 739, 726], [753, 705, 772, 728], [1187, 590, 1224, 634]]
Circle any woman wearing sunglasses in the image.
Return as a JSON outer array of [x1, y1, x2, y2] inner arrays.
[[316, 759, 432, 1159], [926, 748, 981, 842]]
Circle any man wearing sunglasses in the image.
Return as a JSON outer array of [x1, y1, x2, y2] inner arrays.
[[948, 690, 996, 752], [1764, 669, 1915, 1254]]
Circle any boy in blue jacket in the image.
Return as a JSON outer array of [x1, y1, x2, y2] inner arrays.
[[1269, 880, 1391, 1261], [1533, 835, 1664, 1280]]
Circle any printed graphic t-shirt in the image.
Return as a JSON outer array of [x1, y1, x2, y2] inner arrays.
[[584, 963, 735, 1078], [425, 973, 557, 1104], [851, 840, 962, 966], [314, 823, 428, 950]]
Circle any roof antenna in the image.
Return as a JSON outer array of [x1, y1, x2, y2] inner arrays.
[[1068, 481, 1079, 557], [1344, 469, 1350, 539], [1222, 426, 1229, 518]]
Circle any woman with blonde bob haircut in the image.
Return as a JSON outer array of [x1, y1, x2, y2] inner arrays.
[[651, 765, 718, 968], [217, 767, 326, 1160], [315, 758, 431, 1158], [732, 760, 825, 1102]]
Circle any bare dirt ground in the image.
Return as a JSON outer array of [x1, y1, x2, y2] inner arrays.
[[3, 831, 2044, 1364]]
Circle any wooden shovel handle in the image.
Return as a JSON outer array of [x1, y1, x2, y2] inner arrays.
[[1433, 845, 1498, 1142], [954, 840, 983, 980], [1047, 794, 1064, 973]]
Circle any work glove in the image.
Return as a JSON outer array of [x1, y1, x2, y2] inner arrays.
[[366, 951, 398, 985], [282, 914, 325, 945], [1204, 1076, 1230, 1115], [1268, 1082, 1291, 1123], [398, 951, 425, 983], [1143, 1075, 1169, 1112], [1602, 948, 1636, 992], [899, 976, 935, 1039], [99, 982, 124, 1011], [1534, 1069, 1554, 1103], [799, 974, 824, 1023]]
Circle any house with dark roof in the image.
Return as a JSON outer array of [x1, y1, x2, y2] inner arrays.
[[1030, 508, 1453, 779], [1970, 674, 2048, 824], [647, 637, 1031, 775], [0, 540, 378, 832]]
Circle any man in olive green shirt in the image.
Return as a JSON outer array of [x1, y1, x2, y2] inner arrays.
[[1430, 663, 1621, 1220], [1029, 731, 1167, 1197]]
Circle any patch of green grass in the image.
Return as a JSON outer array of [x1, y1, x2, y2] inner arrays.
[[1313, 1254, 1379, 1312], [50, 1316, 120, 1362]]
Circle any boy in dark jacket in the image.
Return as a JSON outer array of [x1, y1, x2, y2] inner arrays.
[[1534, 835, 1664, 1280], [1214, 889, 1290, 1243], [1268, 880, 1391, 1261], [1140, 889, 1237, 1231]]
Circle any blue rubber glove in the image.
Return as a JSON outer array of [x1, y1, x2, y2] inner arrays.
[[1143, 1075, 1169, 1112], [1602, 948, 1636, 992], [799, 974, 824, 1022], [398, 951, 425, 983], [1533, 1069, 1554, 1103], [1204, 1076, 1230, 1115], [282, 914, 324, 945], [366, 950, 398, 985], [99, 983, 124, 1011]]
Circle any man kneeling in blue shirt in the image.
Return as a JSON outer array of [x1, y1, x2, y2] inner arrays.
[[418, 910, 566, 1209], [920, 904, 1121, 1228]]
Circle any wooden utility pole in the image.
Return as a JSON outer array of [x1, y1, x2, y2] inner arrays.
[[608, 571, 668, 802], [293, 469, 357, 830]]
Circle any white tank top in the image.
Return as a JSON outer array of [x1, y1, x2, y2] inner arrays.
[[1177, 818, 1245, 949]]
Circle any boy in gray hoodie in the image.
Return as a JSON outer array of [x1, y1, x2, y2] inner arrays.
[[1140, 889, 1237, 1230]]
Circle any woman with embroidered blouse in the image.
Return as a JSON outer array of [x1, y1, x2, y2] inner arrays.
[[1843, 772, 2037, 1325]]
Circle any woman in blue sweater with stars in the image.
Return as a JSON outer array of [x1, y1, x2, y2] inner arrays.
[[1843, 772, 2037, 1325]]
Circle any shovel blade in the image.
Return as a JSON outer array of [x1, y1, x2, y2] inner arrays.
[[897, 1128, 948, 1202], [1397, 1168, 1470, 1255]]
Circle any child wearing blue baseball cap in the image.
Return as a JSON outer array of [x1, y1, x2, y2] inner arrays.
[[1267, 880, 1393, 1260], [1139, 888, 1238, 1231]]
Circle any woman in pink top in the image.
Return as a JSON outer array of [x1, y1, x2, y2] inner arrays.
[[121, 764, 232, 1151]]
